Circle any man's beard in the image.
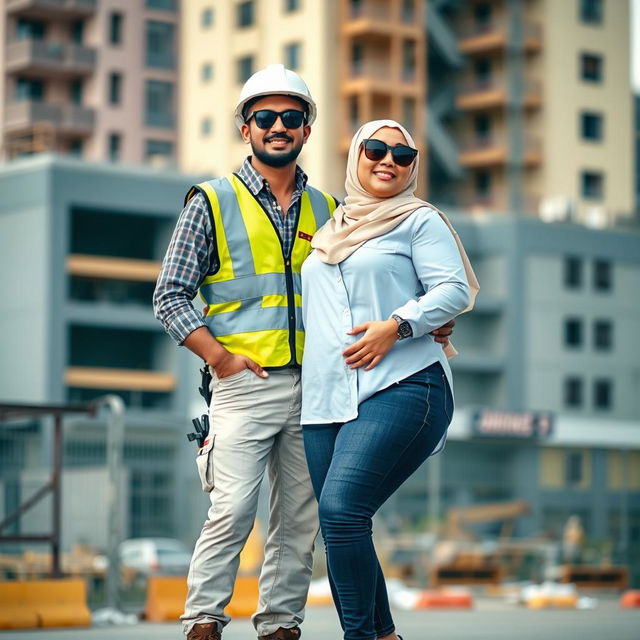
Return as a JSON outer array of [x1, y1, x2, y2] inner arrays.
[[251, 135, 303, 168]]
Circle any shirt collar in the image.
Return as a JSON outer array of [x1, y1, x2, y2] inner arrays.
[[239, 157, 308, 196]]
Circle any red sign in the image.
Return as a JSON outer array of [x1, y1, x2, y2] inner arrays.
[[298, 231, 313, 242]]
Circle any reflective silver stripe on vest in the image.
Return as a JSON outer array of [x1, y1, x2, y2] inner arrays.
[[201, 273, 286, 304], [214, 178, 256, 276], [306, 186, 333, 228], [207, 302, 304, 336]]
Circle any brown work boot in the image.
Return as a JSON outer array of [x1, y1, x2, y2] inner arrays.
[[187, 622, 222, 640], [259, 627, 301, 640]]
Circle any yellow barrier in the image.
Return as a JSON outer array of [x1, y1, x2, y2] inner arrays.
[[145, 576, 189, 622], [144, 575, 260, 622], [0, 579, 91, 630]]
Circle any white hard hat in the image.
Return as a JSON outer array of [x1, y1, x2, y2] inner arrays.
[[234, 63, 317, 129]]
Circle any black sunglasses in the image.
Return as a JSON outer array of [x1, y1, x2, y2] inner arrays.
[[245, 109, 307, 130], [361, 138, 418, 167]]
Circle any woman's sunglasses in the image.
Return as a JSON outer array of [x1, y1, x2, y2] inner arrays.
[[245, 109, 307, 130], [361, 138, 418, 167]]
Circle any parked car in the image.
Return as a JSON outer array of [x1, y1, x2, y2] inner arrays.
[[118, 538, 191, 583]]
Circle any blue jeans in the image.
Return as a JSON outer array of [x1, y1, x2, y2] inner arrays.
[[302, 362, 453, 640]]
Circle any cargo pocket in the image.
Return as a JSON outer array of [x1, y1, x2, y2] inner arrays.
[[195, 434, 215, 493]]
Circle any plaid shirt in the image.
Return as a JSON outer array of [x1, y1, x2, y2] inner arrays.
[[153, 157, 309, 344]]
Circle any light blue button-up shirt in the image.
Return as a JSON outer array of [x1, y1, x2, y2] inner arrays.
[[300, 206, 470, 429]]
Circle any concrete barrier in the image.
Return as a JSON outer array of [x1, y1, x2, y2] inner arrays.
[[145, 575, 259, 622], [0, 581, 39, 630], [414, 589, 473, 609], [145, 576, 188, 622], [0, 579, 90, 629], [620, 590, 640, 609]]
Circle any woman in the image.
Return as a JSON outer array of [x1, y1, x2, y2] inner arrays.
[[300, 119, 478, 640]]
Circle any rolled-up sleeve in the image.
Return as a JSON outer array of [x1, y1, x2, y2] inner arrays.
[[392, 209, 470, 338], [153, 192, 213, 344]]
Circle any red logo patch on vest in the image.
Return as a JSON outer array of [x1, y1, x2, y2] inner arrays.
[[298, 231, 313, 242]]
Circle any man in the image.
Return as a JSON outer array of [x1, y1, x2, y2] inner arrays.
[[153, 64, 454, 640]]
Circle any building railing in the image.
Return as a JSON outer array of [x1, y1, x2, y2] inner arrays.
[[6, 0, 97, 14], [457, 19, 542, 42], [457, 77, 542, 99], [6, 40, 96, 71], [4, 101, 95, 132], [348, 0, 392, 22]]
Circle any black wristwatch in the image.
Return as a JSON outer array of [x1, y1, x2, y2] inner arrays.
[[391, 314, 413, 340]]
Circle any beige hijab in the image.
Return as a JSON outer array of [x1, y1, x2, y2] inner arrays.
[[311, 119, 480, 357]]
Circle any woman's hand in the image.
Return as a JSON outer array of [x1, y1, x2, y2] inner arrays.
[[343, 319, 398, 371], [430, 318, 455, 348]]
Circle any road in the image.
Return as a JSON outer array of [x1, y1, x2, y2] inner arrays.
[[3, 597, 639, 640]]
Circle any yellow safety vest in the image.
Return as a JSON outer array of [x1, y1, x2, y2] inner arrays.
[[187, 173, 336, 368]]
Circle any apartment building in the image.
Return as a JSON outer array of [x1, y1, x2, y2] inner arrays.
[[0, 155, 206, 542], [392, 214, 640, 583], [429, 0, 634, 224], [179, 0, 633, 221], [179, 0, 426, 196], [0, 0, 179, 167]]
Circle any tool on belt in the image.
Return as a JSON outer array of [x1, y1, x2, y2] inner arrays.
[[187, 362, 212, 447]]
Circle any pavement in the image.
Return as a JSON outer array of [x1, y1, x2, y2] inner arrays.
[[2, 597, 640, 640]]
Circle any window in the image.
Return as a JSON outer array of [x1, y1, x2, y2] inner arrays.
[[593, 379, 613, 409], [351, 42, 364, 75], [594, 319, 613, 351], [402, 98, 416, 132], [146, 21, 175, 69], [202, 63, 213, 82], [201, 7, 214, 27], [70, 79, 83, 105], [109, 72, 122, 105], [284, 0, 300, 11], [402, 39, 416, 81], [16, 18, 46, 41], [474, 58, 492, 86], [237, 1, 255, 28], [284, 43, 301, 71], [145, 139, 174, 164], [580, 0, 602, 25], [474, 2, 492, 27], [69, 139, 83, 156], [349, 96, 359, 131], [564, 317, 583, 348], [564, 256, 583, 289], [593, 258, 612, 291], [564, 377, 583, 408], [474, 114, 491, 143], [201, 117, 212, 136], [109, 12, 123, 45], [237, 56, 254, 83], [146, 0, 177, 9], [145, 80, 174, 127], [565, 452, 584, 485], [402, 0, 415, 23], [351, 0, 364, 17], [108, 133, 121, 162], [580, 111, 603, 141], [580, 53, 603, 82], [581, 170, 604, 199], [70, 20, 84, 44], [474, 170, 491, 198], [16, 78, 44, 101]]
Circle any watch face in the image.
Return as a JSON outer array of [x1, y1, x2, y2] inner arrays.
[[398, 321, 412, 339]]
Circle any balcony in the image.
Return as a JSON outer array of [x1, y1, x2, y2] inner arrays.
[[67, 255, 161, 282], [5, 40, 96, 77], [458, 135, 542, 168], [341, 0, 421, 37], [456, 78, 542, 111], [457, 20, 542, 55], [4, 100, 95, 134], [6, 0, 96, 18], [64, 367, 176, 392]]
